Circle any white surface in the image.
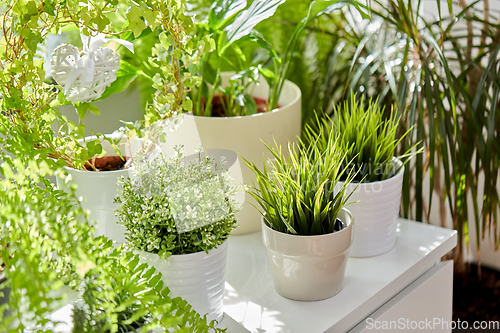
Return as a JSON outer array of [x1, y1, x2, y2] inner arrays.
[[349, 260, 454, 333], [223, 219, 457, 333]]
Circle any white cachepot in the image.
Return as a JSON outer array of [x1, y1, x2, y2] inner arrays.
[[136, 241, 228, 323], [179, 73, 302, 235], [56, 134, 130, 243], [343, 158, 404, 257], [262, 208, 353, 301]]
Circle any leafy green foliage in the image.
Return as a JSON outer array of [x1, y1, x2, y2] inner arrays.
[[247, 0, 500, 255], [115, 147, 239, 257], [0, 158, 225, 332], [246, 137, 356, 235], [307, 95, 421, 182], [0, 0, 143, 170]]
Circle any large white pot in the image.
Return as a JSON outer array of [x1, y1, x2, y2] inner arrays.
[[261, 208, 353, 301], [136, 241, 228, 323], [56, 134, 130, 243], [343, 158, 404, 257], [192, 73, 302, 234]]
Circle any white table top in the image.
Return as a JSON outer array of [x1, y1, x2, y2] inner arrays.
[[223, 219, 457, 333]]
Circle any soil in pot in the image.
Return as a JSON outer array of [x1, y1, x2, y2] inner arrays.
[[208, 95, 280, 117], [84, 156, 128, 171]]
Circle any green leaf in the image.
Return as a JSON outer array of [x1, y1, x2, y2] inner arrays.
[[88, 103, 100, 115], [75, 102, 90, 120], [208, 0, 247, 30], [86, 140, 103, 156], [235, 93, 257, 115], [221, 0, 286, 55]]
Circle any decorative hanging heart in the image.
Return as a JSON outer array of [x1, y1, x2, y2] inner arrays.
[[50, 34, 134, 104], [51, 44, 120, 103]]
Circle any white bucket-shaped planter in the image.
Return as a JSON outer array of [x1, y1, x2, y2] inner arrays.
[[189, 73, 301, 235], [56, 134, 129, 243], [343, 158, 404, 257], [262, 208, 354, 301], [137, 242, 228, 323]]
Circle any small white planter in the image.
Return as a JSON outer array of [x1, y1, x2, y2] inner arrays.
[[136, 241, 228, 323], [161, 73, 302, 235], [56, 134, 129, 243], [343, 158, 404, 257], [261, 208, 354, 301]]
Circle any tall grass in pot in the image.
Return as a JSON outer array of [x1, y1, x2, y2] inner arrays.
[[246, 136, 357, 301], [307, 95, 422, 257]]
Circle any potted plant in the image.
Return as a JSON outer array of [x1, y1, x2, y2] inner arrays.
[[308, 95, 421, 257], [44, 0, 205, 243], [0, 0, 157, 243], [152, 0, 364, 234], [114, 147, 239, 323], [246, 135, 356, 301]]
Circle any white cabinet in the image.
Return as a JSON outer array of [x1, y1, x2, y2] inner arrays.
[[348, 261, 453, 333], [223, 219, 457, 333]]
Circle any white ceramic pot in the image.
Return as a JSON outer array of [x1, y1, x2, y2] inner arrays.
[[261, 208, 353, 301], [343, 158, 404, 257], [137, 241, 228, 323], [56, 134, 130, 243], [192, 73, 302, 234]]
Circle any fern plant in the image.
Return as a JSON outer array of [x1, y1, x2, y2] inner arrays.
[[0, 157, 225, 333]]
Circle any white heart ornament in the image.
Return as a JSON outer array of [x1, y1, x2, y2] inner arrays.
[[50, 44, 120, 103]]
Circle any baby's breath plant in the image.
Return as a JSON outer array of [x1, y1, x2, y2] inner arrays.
[[307, 95, 421, 183], [115, 147, 239, 257], [246, 137, 356, 236]]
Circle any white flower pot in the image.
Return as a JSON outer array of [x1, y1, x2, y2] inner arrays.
[[136, 241, 228, 323], [56, 134, 130, 243], [192, 73, 302, 234], [343, 158, 404, 257], [261, 208, 353, 301]]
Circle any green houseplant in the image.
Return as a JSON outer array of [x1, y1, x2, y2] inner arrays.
[[246, 135, 356, 301], [249, 0, 500, 265], [155, 0, 363, 234], [115, 147, 239, 323], [308, 95, 421, 257], [0, 0, 153, 243], [0, 157, 222, 333]]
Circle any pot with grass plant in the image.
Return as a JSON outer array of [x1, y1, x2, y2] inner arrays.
[[308, 95, 422, 257], [115, 146, 239, 323], [246, 135, 356, 301]]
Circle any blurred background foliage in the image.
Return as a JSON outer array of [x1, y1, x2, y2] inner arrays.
[[187, 0, 500, 262]]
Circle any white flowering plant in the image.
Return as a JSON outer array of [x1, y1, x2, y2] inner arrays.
[[115, 147, 239, 257]]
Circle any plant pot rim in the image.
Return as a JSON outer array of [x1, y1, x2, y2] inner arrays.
[[63, 133, 130, 173], [62, 160, 130, 174], [189, 79, 301, 120], [340, 157, 404, 185], [136, 239, 229, 259], [261, 207, 353, 239]]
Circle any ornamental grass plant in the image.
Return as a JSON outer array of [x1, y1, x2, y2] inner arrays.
[[307, 95, 421, 183], [115, 147, 239, 258], [246, 136, 356, 236]]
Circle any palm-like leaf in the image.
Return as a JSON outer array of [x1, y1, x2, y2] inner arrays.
[[285, 0, 500, 256]]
